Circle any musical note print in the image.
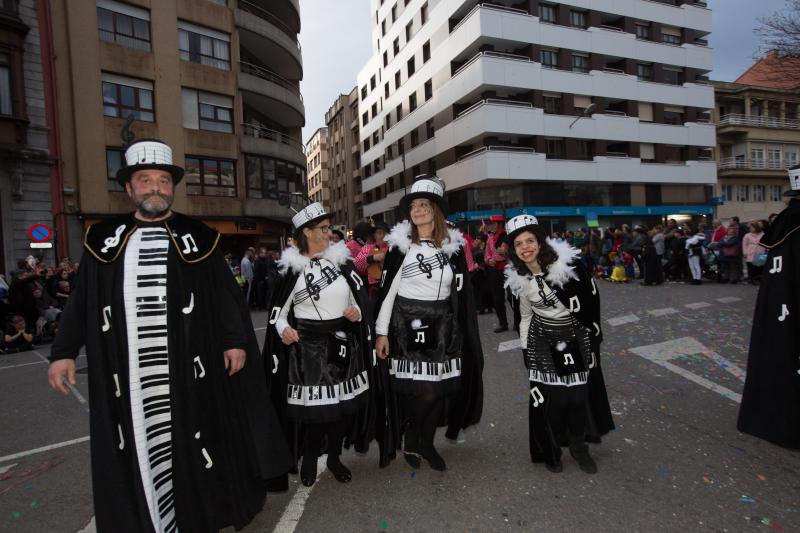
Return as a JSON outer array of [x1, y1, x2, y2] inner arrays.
[[101, 225, 126, 253], [272, 354, 279, 374], [338, 345, 347, 358], [201, 448, 213, 469], [569, 296, 581, 313], [769, 256, 783, 274], [181, 233, 199, 254], [415, 331, 426, 344], [530, 386, 545, 408], [563, 353, 575, 365], [117, 424, 125, 450], [778, 304, 790, 322], [193, 356, 206, 379], [455, 273, 464, 292], [321, 265, 338, 284], [305, 273, 321, 301], [350, 270, 364, 290], [113, 373, 121, 398], [182, 292, 194, 314], [101, 306, 112, 332], [417, 253, 433, 279]]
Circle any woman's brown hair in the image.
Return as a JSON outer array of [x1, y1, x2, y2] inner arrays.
[[508, 225, 558, 275], [410, 202, 449, 247]]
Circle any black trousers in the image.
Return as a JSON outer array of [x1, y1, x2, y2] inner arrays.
[[485, 267, 508, 328], [529, 383, 588, 464]]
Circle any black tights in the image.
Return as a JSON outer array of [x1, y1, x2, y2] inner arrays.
[[404, 390, 444, 453], [301, 418, 350, 484]]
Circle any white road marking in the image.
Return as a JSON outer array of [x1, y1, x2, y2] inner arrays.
[[717, 296, 741, 303], [0, 360, 47, 371], [498, 338, 521, 352], [647, 307, 679, 317], [33, 351, 88, 406], [684, 302, 711, 310], [254, 326, 267, 331], [606, 314, 640, 327], [273, 456, 329, 533], [0, 435, 90, 464], [76, 516, 96, 533], [0, 463, 17, 474], [629, 337, 743, 404]]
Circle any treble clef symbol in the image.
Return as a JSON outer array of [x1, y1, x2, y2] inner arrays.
[[417, 253, 432, 279], [101, 224, 126, 253], [305, 273, 321, 301]]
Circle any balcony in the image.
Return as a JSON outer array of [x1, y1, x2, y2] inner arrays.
[[718, 114, 800, 131], [718, 157, 794, 173], [240, 123, 306, 167], [239, 62, 305, 128], [236, 1, 302, 80]]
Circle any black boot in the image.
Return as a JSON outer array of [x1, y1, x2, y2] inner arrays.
[[569, 438, 597, 474], [420, 399, 446, 471], [300, 454, 318, 486], [403, 421, 422, 469], [326, 421, 352, 483], [301, 424, 323, 486]]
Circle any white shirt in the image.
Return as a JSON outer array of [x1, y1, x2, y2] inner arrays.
[[376, 241, 453, 336], [518, 274, 570, 349], [274, 258, 360, 336]]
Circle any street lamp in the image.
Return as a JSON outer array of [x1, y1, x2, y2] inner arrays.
[[569, 103, 597, 128]]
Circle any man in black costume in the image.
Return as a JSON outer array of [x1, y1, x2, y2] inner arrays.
[[47, 139, 291, 532], [738, 165, 800, 449]]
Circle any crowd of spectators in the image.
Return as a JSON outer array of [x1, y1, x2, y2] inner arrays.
[[1, 253, 77, 353]]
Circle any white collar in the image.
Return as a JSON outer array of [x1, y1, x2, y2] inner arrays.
[[386, 220, 465, 258], [504, 237, 581, 294], [278, 240, 351, 275]]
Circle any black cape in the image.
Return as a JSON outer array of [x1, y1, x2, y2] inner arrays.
[[738, 199, 800, 449], [374, 231, 485, 455], [50, 212, 292, 533], [262, 252, 382, 471]]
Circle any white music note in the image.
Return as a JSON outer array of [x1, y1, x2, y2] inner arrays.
[[530, 386, 545, 408], [101, 306, 112, 332], [593, 322, 601, 336], [589, 351, 597, 369], [339, 345, 347, 358], [372, 349, 377, 366], [201, 448, 213, 469], [456, 273, 464, 292], [180, 292, 194, 314], [778, 304, 790, 322], [101, 225, 126, 253], [113, 373, 121, 398], [415, 331, 426, 344], [117, 424, 125, 450], [181, 233, 199, 254], [769, 256, 783, 274], [193, 356, 205, 378], [272, 354, 279, 374], [350, 271, 364, 290], [380, 270, 387, 286], [569, 296, 581, 312], [268, 306, 281, 325], [564, 353, 575, 365], [591, 279, 597, 295]]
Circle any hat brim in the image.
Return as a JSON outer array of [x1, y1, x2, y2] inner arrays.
[[507, 223, 541, 244], [783, 189, 800, 197], [295, 213, 331, 231], [116, 164, 185, 187], [399, 191, 448, 217]]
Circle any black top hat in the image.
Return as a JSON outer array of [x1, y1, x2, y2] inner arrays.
[[116, 139, 185, 186], [785, 165, 800, 197], [399, 174, 448, 217], [505, 214, 541, 242]]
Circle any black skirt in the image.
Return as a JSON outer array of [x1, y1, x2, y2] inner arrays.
[[525, 313, 592, 387], [286, 317, 369, 423], [388, 296, 461, 397]]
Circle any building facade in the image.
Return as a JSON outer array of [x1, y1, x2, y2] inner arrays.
[[0, 0, 58, 275], [50, 0, 305, 257], [356, 0, 716, 232], [324, 86, 362, 229], [306, 126, 329, 209], [712, 54, 800, 223]]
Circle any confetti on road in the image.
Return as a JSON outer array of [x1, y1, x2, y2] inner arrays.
[[381, 519, 388, 529], [703, 476, 713, 484], [410, 472, 416, 479], [606, 314, 639, 327], [739, 496, 756, 503], [457, 437, 466, 444], [684, 302, 711, 310], [490, 423, 496, 428], [11, 511, 20, 520], [758, 474, 767, 481], [647, 307, 679, 317]]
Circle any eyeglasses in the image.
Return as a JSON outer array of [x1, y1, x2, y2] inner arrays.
[[312, 224, 332, 233]]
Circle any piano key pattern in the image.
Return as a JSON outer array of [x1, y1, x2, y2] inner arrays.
[[390, 357, 462, 382], [124, 228, 178, 533], [286, 370, 369, 407], [528, 369, 589, 388]]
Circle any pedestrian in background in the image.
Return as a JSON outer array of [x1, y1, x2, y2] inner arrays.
[[685, 227, 705, 285], [484, 214, 510, 332], [718, 226, 742, 283], [742, 221, 766, 285]]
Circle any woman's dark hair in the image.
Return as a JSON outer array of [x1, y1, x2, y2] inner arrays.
[[352, 221, 374, 243], [293, 226, 310, 254], [508, 225, 559, 275]]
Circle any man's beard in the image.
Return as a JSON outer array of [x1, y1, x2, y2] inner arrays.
[[133, 192, 173, 218]]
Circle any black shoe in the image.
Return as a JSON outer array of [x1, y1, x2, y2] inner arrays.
[[420, 445, 446, 471], [570, 450, 597, 474], [300, 455, 318, 487], [403, 450, 422, 469], [545, 460, 563, 473], [493, 326, 509, 333], [326, 456, 352, 483]]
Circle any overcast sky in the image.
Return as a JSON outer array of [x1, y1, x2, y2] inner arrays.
[[299, 0, 790, 142]]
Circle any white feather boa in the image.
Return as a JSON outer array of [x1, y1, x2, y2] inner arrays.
[[277, 240, 352, 275], [385, 220, 465, 257], [503, 237, 580, 293]]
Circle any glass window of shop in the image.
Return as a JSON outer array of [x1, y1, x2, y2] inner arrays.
[[244, 155, 305, 199]]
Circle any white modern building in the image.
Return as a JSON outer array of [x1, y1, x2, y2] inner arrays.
[[356, 0, 716, 231]]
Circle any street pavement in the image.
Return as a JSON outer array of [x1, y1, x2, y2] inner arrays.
[[1, 280, 799, 532]]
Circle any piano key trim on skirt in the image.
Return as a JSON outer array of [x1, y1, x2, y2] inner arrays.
[[528, 368, 589, 388], [286, 370, 370, 407], [389, 357, 462, 382]]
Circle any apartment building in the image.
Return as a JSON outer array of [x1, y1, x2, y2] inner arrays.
[[306, 127, 329, 210], [50, 0, 305, 256], [325, 86, 362, 229], [712, 53, 800, 222], [356, 0, 716, 232], [0, 0, 58, 274]]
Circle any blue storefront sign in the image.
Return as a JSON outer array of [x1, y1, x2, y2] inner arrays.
[[448, 205, 714, 222]]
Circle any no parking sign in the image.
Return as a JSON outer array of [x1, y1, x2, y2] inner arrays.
[[28, 223, 54, 249]]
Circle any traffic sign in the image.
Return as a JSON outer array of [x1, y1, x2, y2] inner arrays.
[[28, 223, 53, 243]]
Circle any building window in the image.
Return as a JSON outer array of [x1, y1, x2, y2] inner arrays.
[[97, 5, 151, 51], [245, 155, 305, 199], [771, 184, 783, 201], [185, 156, 236, 197], [426, 119, 435, 139], [385, 82, 390, 98], [199, 100, 232, 133], [385, 114, 391, 129], [361, 85, 368, 99], [545, 138, 565, 159], [785, 150, 798, 167], [572, 53, 589, 73], [663, 107, 684, 125], [424, 79, 432, 101], [395, 70, 401, 89], [398, 138, 405, 155], [635, 23, 650, 40], [393, 37, 400, 55], [391, 3, 397, 22], [423, 40, 430, 63], [421, 2, 428, 24], [370, 75, 376, 90], [569, 10, 587, 29], [178, 22, 230, 70], [0, 53, 11, 116], [373, 131, 379, 145], [410, 128, 419, 147], [736, 184, 749, 202], [663, 68, 683, 85], [383, 51, 388, 67], [543, 94, 561, 114], [102, 75, 154, 121], [409, 92, 417, 112], [371, 102, 378, 118], [751, 148, 764, 168], [661, 27, 682, 45], [106, 147, 125, 192], [540, 49, 559, 69], [381, 19, 386, 36], [363, 138, 370, 151], [407, 57, 415, 77], [406, 21, 413, 42], [362, 111, 368, 126], [637, 63, 653, 82], [753, 184, 766, 202], [576, 140, 593, 161], [396, 103, 402, 122], [539, 3, 557, 23], [722, 184, 733, 202]]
